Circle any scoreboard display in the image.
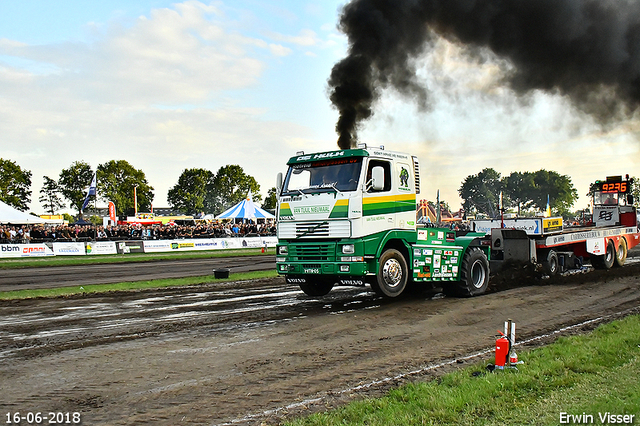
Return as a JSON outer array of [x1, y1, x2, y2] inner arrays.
[[595, 176, 632, 194]]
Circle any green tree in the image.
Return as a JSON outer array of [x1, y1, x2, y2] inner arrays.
[[210, 165, 261, 214], [261, 187, 277, 211], [0, 158, 32, 211], [59, 161, 94, 215], [530, 170, 578, 216], [631, 176, 640, 205], [502, 172, 535, 215], [39, 176, 65, 214], [97, 160, 154, 215], [458, 168, 502, 218], [167, 168, 215, 214]]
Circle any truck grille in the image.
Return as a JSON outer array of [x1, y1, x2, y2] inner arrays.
[[296, 221, 330, 237], [290, 244, 333, 261]]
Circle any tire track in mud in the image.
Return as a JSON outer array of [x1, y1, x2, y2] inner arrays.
[[0, 279, 383, 360]]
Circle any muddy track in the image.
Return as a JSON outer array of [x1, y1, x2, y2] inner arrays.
[[1, 256, 640, 425], [0, 255, 275, 291]]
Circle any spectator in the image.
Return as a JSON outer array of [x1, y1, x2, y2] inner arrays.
[[0, 219, 277, 243]]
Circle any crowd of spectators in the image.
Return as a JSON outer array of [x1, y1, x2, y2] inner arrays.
[[0, 220, 277, 244]]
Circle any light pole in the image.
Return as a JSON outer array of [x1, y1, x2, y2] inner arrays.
[[134, 185, 138, 217]]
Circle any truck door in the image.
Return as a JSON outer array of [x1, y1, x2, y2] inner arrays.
[[361, 159, 394, 234]]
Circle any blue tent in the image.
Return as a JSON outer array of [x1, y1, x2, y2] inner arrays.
[[216, 192, 275, 220]]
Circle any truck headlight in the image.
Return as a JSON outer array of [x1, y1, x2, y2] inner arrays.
[[278, 245, 288, 255], [341, 244, 355, 254]]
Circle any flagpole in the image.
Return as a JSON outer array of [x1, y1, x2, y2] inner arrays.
[[94, 175, 98, 241], [134, 186, 138, 217]]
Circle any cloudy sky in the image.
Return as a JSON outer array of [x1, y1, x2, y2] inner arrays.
[[1, 0, 638, 214]]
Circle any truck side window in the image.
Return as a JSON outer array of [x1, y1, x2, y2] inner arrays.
[[366, 160, 392, 192]]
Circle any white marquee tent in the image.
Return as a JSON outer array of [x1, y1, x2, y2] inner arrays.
[[0, 200, 51, 224]]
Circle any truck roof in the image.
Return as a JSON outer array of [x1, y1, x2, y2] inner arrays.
[[286, 149, 368, 165], [286, 147, 412, 165]]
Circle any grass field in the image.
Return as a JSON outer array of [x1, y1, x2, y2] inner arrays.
[[285, 315, 640, 426], [0, 247, 275, 269], [0, 247, 277, 300]]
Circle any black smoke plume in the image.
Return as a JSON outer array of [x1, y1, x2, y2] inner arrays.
[[329, 0, 640, 149]]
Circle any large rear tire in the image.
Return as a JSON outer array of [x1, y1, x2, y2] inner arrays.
[[591, 240, 615, 270], [452, 247, 490, 297], [614, 238, 628, 267], [370, 249, 408, 297]]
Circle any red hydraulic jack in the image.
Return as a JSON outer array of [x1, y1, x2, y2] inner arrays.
[[494, 319, 522, 371]]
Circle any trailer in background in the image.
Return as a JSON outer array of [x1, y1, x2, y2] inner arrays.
[[474, 175, 639, 275]]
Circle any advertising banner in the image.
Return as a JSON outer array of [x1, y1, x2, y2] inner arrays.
[[109, 201, 116, 224], [0, 243, 55, 258], [142, 237, 278, 253], [472, 218, 544, 236], [86, 241, 118, 255], [0, 237, 278, 257], [594, 206, 619, 227], [52, 242, 86, 256], [116, 241, 145, 254]]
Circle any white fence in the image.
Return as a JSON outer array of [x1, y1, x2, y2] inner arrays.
[[0, 236, 278, 258]]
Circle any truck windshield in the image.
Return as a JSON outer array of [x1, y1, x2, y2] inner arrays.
[[282, 157, 363, 195], [594, 191, 619, 206]]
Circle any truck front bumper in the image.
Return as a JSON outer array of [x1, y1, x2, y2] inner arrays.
[[276, 260, 369, 276]]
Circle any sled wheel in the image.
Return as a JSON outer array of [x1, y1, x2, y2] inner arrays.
[[591, 240, 615, 270], [371, 249, 408, 297], [614, 238, 628, 267], [542, 250, 559, 276]]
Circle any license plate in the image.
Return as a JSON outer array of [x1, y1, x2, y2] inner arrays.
[[304, 268, 320, 274]]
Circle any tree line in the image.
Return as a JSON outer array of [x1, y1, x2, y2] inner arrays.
[[2, 156, 637, 220], [0, 158, 275, 217], [458, 168, 639, 219]]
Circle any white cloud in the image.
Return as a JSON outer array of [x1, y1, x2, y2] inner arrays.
[[269, 44, 292, 57], [0, 1, 336, 213]]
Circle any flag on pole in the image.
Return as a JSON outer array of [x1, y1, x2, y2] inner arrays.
[[546, 194, 551, 217], [436, 189, 441, 224], [82, 173, 97, 211]]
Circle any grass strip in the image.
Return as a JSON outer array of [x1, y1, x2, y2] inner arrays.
[[286, 315, 640, 426], [0, 269, 279, 300], [0, 247, 275, 269]]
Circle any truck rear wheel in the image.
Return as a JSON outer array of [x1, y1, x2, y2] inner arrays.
[[371, 249, 408, 297], [615, 238, 628, 267], [293, 278, 335, 297], [591, 240, 615, 270], [452, 247, 490, 297]]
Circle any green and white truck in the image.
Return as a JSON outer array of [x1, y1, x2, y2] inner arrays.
[[275, 145, 491, 298]]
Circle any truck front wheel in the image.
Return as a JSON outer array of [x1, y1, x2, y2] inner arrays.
[[450, 247, 490, 297], [371, 249, 408, 297]]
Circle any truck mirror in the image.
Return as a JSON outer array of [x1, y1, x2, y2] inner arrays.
[[628, 194, 634, 205], [372, 166, 385, 191], [276, 172, 283, 195]]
